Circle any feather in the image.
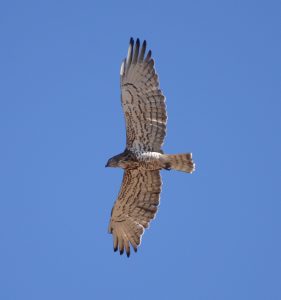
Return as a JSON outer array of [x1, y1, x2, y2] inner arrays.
[[145, 50, 152, 63], [120, 59, 126, 76], [124, 238, 130, 257], [119, 236, 124, 255], [113, 232, 118, 252], [139, 40, 146, 62], [126, 38, 134, 68], [132, 38, 140, 64]]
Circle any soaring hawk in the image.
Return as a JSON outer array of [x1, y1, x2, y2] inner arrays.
[[106, 38, 195, 257]]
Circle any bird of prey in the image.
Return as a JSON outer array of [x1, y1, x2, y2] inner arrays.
[[106, 38, 195, 257]]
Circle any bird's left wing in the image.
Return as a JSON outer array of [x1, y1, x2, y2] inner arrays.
[[120, 38, 167, 153], [108, 168, 162, 257]]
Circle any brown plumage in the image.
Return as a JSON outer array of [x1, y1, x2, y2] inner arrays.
[[106, 38, 195, 257]]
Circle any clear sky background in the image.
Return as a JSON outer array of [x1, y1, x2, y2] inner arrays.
[[0, 0, 280, 299]]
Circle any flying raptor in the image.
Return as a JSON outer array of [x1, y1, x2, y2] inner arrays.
[[106, 38, 195, 257]]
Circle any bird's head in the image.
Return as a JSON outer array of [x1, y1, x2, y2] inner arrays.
[[105, 156, 120, 168]]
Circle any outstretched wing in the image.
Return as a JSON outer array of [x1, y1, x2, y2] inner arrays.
[[108, 169, 162, 257], [120, 38, 167, 153]]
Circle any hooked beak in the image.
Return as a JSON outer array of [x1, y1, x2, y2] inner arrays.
[[105, 162, 109, 167]]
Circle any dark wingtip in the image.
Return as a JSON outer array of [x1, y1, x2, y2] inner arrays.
[[126, 251, 130, 258], [136, 38, 140, 45], [120, 249, 124, 255], [130, 37, 134, 45], [144, 49, 152, 63], [114, 246, 118, 252]]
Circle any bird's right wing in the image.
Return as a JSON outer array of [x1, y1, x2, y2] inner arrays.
[[108, 168, 162, 257]]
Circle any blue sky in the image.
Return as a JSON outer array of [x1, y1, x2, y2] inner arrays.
[[0, 0, 281, 299]]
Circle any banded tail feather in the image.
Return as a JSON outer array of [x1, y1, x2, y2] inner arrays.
[[162, 153, 195, 173]]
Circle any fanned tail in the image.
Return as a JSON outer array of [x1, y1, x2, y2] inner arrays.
[[162, 153, 195, 173]]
